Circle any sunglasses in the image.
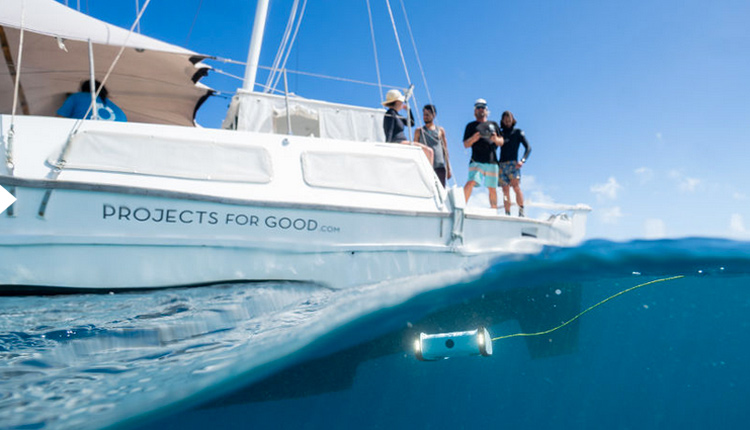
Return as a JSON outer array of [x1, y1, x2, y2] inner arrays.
[[475, 106, 487, 110]]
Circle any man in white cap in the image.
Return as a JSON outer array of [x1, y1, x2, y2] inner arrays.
[[463, 98, 503, 208], [382, 89, 433, 164]]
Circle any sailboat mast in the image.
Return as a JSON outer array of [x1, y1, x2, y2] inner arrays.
[[242, 0, 270, 92]]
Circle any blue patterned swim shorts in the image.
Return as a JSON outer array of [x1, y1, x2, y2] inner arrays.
[[498, 161, 521, 187]]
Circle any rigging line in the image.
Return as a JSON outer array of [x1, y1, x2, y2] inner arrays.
[[68, 0, 152, 137], [398, 0, 432, 105], [271, 0, 307, 92], [398, 0, 455, 186], [365, 0, 384, 101], [263, 65, 400, 89], [264, 1, 295, 91], [213, 68, 284, 94], [41, 0, 153, 218], [265, 0, 300, 92], [134, 0, 141, 33], [270, 0, 307, 94], [384, 0, 419, 138], [491, 275, 686, 342], [184, 0, 204, 46], [3, 12, 29, 121], [207, 57, 402, 90], [384, 0, 412, 89], [212, 68, 245, 82]]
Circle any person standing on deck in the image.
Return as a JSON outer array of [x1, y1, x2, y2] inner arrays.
[[382, 89, 433, 165], [414, 104, 452, 187], [498, 110, 531, 217], [463, 98, 503, 208]]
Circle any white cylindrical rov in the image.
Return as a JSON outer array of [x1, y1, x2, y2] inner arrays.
[[415, 327, 493, 361]]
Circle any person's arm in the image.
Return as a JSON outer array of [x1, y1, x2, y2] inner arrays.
[[463, 123, 479, 148], [405, 108, 415, 127], [440, 127, 452, 179], [413, 127, 422, 145], [518, 130, 531, 167], [490, 122, 504, 146], [383, 110, 397, 142], [464, 133, 480, 148]]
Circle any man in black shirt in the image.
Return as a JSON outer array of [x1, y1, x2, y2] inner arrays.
[[463, 99, 503, 208], [499, 111, 531, 216]]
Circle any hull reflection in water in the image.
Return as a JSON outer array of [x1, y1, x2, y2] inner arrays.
[[2, 239, 750, 430]]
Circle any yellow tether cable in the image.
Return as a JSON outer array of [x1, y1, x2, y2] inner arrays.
[[491, 275, 685, 342]]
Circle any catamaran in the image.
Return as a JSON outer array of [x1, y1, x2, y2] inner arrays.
[[0, 0, 590, 293]]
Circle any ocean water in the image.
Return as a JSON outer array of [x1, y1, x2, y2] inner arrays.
[[1, 238, 749, 430]]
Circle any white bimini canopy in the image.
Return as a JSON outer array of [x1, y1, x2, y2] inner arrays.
[[0, 0, 212, 126]]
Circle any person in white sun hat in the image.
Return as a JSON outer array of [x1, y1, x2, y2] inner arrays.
[[382, 89, 433, 165]]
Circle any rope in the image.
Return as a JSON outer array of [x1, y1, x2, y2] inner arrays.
[[265, 0, 299, 92], [208, 57, 402, 90], [39, 0, 152, 218], [70, 0, 152, 134], [384, 0, 412, 90], [5, 0, 28, 189], [384, 0, 418, 139], [396, 0, 454, 186], [491, 275, 685, 342], [269, 0, 308, 94], [184, 0, 204, 45], [10, 0, 27, 121], [399, 0, 432, 106], [134, 0, 141, 33], [365, 0, 384, 101]]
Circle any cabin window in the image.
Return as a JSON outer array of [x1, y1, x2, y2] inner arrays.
[[51, 130, 273, 183], [301, 150, 434, 198]]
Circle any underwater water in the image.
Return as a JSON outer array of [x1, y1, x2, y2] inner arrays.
[[1, 238, 749, 429]]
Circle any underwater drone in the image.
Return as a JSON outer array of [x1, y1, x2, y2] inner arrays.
[[414, 327, 492, 361]]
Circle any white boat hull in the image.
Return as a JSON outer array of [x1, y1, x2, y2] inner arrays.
[[0, 115, 588, 292]]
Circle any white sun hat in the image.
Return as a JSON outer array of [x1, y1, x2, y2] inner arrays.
[[382, 89, 406, 106], [474, 98, 488, 108]]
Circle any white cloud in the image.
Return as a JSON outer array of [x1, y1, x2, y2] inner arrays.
[[590, 177, 621, 201], [644, 218, 666, 239], [522, 175, 539, 188], [655, 132, 663, 141], [732, 192, 746, 201], [598, 206, 623, 225], [729, 214, 747, 236], [466, 188, 492, 209], [528, 190, 555, 205], [669, 170, 701, 193], [634, 167, 654, 185]]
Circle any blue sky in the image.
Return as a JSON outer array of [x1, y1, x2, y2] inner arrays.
[[64, 0, 749, 241]]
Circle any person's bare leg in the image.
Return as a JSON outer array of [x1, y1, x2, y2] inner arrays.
[[502, 185, 511, 215], [511, 178, 524, 216], [489, 187, 498, 209], [464, 181, 475, 203]]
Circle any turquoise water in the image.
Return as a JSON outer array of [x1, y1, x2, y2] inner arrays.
[[1, 238, 749, 429]]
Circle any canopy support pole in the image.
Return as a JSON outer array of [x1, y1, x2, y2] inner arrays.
[[87, 39, 98, 120], [283, 69, 292, 135]]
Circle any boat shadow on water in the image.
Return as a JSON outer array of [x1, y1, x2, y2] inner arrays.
[[200, 281, 583, 406]]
